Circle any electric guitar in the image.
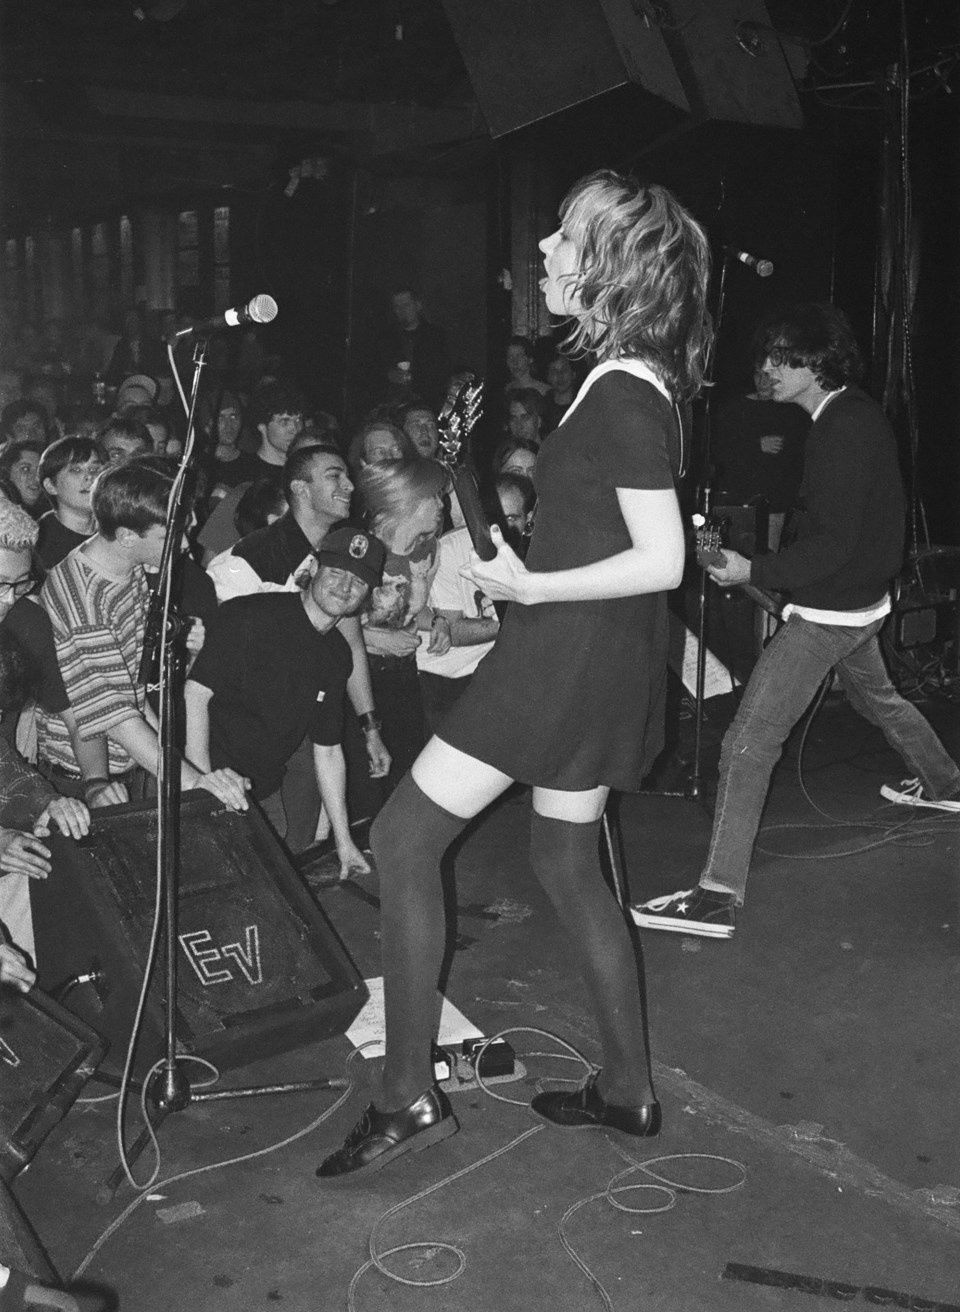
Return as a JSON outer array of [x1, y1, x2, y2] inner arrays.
[[436, 374, 495, 561], [693, 512, 783, 618]]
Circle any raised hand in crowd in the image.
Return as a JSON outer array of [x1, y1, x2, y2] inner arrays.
[[32, 795, 90, 840], [0, 940, 35, 993]]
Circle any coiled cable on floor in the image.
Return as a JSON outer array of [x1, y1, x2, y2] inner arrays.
[[70, 1029, 746, 1310], [348, 1027, 747, 1312]]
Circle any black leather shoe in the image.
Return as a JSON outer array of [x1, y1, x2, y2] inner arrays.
[[315, 1087, 459, 1181], [531, 1073, 661, 1139]]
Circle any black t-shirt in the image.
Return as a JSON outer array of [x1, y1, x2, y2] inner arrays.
[[230, 513, 316, 587], [0, 595, 70, 748], [36, 513, 92, 571], [712, 394, 809, 513], [212, 451, 279, 491], [188, 592, 352, 797], [147, 555, 218, 627], [178, 556, 219, 627]]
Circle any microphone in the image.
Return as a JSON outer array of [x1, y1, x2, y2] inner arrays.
[[723, 246, 774, 278], [175, 294, 278, 337]]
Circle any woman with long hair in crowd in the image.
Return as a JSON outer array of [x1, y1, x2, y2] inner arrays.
[[356, 456, 450, 803], [0, 436, 48, 519], [318, 170, 712, 1180]]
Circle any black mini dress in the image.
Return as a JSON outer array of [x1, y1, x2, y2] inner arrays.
[[437, 365, 680, 792]]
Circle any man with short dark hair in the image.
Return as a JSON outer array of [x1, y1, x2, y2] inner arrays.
[[207, 443, 353, 601], [99, 416, 153, 465], [38, 460, 248, 810], [393, 401, 440, 460], [636, 302, 960, 940], [374, 288, 449, 414], [235, 381, 307, 485], [185, 525, 385, 876]]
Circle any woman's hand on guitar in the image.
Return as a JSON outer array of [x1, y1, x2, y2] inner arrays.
[[706, 548, 751, 587], [460, 525, 531, 603]]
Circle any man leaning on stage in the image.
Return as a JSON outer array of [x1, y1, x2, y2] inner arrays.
[[184, 525, 385, 878], [37, 459, 248, 811], [635, 301, 960, 941]]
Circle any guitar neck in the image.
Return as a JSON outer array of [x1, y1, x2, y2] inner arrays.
[[451, 466, 496, 562], [740, 581, 782, 618]]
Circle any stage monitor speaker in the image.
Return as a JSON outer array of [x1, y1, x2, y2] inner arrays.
[[0, 987, 106, 1183], [441, 0, 799, 138], [660, 0, 803, 129], [441, 0, 637, 138], [1, 1175, 60, 1287], [30, 794, 367, 1076]]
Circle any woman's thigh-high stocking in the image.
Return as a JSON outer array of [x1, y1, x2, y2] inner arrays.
[[528, 811, 655, 1106], [371, 772, 468, 1110]]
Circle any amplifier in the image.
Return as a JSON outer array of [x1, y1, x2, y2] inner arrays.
[[710, 502, 769, 558], [887, 590, 959, 675]]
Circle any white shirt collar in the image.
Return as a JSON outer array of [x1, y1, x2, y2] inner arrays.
[[810, 386, 847, 422]]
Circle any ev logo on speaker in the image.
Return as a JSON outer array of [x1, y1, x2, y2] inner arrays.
[[0, 1035, 21, 1068], [179, 926, 263, 986]]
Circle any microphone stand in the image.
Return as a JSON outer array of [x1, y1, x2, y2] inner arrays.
[[641, 250, 732, 806], [103, 338, 345, 1199]]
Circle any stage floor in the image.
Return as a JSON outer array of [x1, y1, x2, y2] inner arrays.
[[13, 690, 960, 1312]]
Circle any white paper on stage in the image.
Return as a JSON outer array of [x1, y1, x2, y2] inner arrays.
[[345, 976, 484, 1058], [667, 610, 739, 699]]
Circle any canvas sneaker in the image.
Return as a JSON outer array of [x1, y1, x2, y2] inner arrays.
[[880, 778, 960, 813], [631, 886, 736, 938]]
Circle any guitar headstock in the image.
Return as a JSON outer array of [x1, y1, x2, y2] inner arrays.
[[692, 512, 725, 569], [438, 374, 484, 472]]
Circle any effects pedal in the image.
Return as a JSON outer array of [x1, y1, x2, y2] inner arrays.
[[461, 1036, 516, 1078]]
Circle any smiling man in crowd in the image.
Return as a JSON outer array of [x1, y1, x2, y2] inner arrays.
[[186, 525, 385, 876]]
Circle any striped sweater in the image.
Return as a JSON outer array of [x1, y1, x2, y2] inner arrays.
[[38, 545, 149, 776]]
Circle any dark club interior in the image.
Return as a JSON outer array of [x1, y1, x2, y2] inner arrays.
[[1, 3, 960, 1310]]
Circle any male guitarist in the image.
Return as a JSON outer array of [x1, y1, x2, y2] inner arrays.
[[636, 301, 960, 939]]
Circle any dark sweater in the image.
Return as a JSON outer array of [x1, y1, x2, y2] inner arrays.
[[751, 386, 905, 611]]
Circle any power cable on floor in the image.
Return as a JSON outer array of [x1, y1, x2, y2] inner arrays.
[[70, 1052, 360, 1282], [346, 1028, 747, 1312], [70, 1030, 746, 1312]]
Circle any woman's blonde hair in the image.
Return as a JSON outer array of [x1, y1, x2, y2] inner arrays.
[[558, 170, 713, 402], [358, 456, 447, 542]]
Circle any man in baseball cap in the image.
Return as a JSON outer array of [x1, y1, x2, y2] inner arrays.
[[185, 520, 385, 876], [114, 374, 159, 414], [315, 524, 386, 592]]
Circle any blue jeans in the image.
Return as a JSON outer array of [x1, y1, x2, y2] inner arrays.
[[700, 615, 960, 904]]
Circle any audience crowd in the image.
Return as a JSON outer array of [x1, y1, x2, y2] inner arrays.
[[0, 304, 576, 978]]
